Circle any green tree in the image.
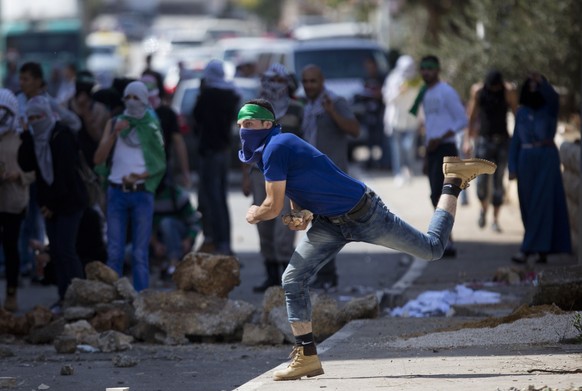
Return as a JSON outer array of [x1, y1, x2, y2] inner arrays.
[[234, 0, 284, 30], [402, 0, 581, 114]]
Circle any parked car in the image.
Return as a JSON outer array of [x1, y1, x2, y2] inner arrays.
[[171, 77, 260, 170]]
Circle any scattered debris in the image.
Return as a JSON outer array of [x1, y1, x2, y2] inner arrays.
[[389, 284, 501, 317], [112, 354, 139, 368], [60, 365, 74, 376]]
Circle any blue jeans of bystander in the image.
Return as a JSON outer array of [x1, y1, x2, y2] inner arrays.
[[106, 187, 154, 292]]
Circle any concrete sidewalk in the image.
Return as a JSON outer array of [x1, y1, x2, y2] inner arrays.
[[235, 168, 582, 391]]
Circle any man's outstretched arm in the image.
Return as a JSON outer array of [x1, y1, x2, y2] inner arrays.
[[246, 180, 287, 224]]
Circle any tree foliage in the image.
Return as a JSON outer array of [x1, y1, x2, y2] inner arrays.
[[234, 0, 283, 30], [403, 0, 581, 114]]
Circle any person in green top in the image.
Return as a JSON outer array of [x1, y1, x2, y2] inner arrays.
[[94, 80, 166, 291]]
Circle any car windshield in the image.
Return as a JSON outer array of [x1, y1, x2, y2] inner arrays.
[[294, 48, 388, 79]]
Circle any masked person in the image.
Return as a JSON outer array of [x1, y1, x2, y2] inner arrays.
[[94, 81, 166, 291], [241, 63, 303, 292], [237, 98, 495, 381], [18, 96, 88, 314], [508, 73, 571, 264], [192, 60, 240, 255], [0, 88, 35, 312]]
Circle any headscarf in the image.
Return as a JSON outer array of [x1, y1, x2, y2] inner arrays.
[[519, 77, 545, 110], [202, 59, 235, 90], [384, 55, 417, 102], [75, 70, 96, 98], [123, 81, 149, 119], [115, 82, 166, 193], [140, 74, 162, 109], [237, 103, 279, 165], [26, 96, 56, 184], [0, 88, 18, 136], [259, 63, 290, 120]]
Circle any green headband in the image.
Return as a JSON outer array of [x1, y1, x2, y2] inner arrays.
[[237, 104, 275, 122], [420, 59, 439, 70]]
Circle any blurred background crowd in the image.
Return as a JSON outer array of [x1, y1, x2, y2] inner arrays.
[[0, 0, 580, 312]]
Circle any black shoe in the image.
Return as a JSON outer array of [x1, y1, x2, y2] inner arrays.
[[511, 252, 528, 264], [443, 245, 457, 258], [535, 254, 548, 264]]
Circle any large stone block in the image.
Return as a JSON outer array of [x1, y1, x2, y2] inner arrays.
[[173, 252, 241, 297], [531, 265, 582, 310]]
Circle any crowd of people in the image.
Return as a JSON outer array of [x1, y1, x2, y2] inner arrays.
[[0, 51, 572, 330]]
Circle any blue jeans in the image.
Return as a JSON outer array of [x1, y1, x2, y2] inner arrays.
[[158, 216, 188, 261], [281, 191, 454, 322], [390, 130, 416, 176], [197, 150, 231, 253], [106, 187, 154, 292], [45, 209, 84, 300]]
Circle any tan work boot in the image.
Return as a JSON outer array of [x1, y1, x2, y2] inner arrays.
[[443, 156, 497, 189], [273, 346, 324, 381]]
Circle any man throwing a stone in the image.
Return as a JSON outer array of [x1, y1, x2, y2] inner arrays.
[[237, 99, 496, 381]]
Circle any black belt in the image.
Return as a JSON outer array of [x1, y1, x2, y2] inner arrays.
[[323, 189, 375, 224], [522, 140, 555, 149], [109, 181, 147, 192]]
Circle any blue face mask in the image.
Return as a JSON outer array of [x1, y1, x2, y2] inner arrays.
[[238, 125, 280, 164]]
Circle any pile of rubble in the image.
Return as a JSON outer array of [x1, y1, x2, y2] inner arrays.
[[0, 253, 379, 353]]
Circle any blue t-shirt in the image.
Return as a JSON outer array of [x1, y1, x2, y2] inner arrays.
[[259, 132, 366, 216]]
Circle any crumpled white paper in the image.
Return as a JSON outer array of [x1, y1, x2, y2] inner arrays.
[[389, 284, 501, 318]]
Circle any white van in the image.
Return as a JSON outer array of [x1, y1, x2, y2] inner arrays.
[[255, 38, 389, 102]]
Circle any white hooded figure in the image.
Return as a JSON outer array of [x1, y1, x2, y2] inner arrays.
[[382, 55, 423, 184]]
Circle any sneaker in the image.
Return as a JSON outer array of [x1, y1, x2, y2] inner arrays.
[[478, 210, 486, 228], [442, 157, 497, 190], [491, 222, 502, 233], [273, 346, 324, 381]]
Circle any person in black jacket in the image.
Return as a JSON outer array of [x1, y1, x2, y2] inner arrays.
[[192, 59, 240, 255], [18, 95, 88, 314]]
